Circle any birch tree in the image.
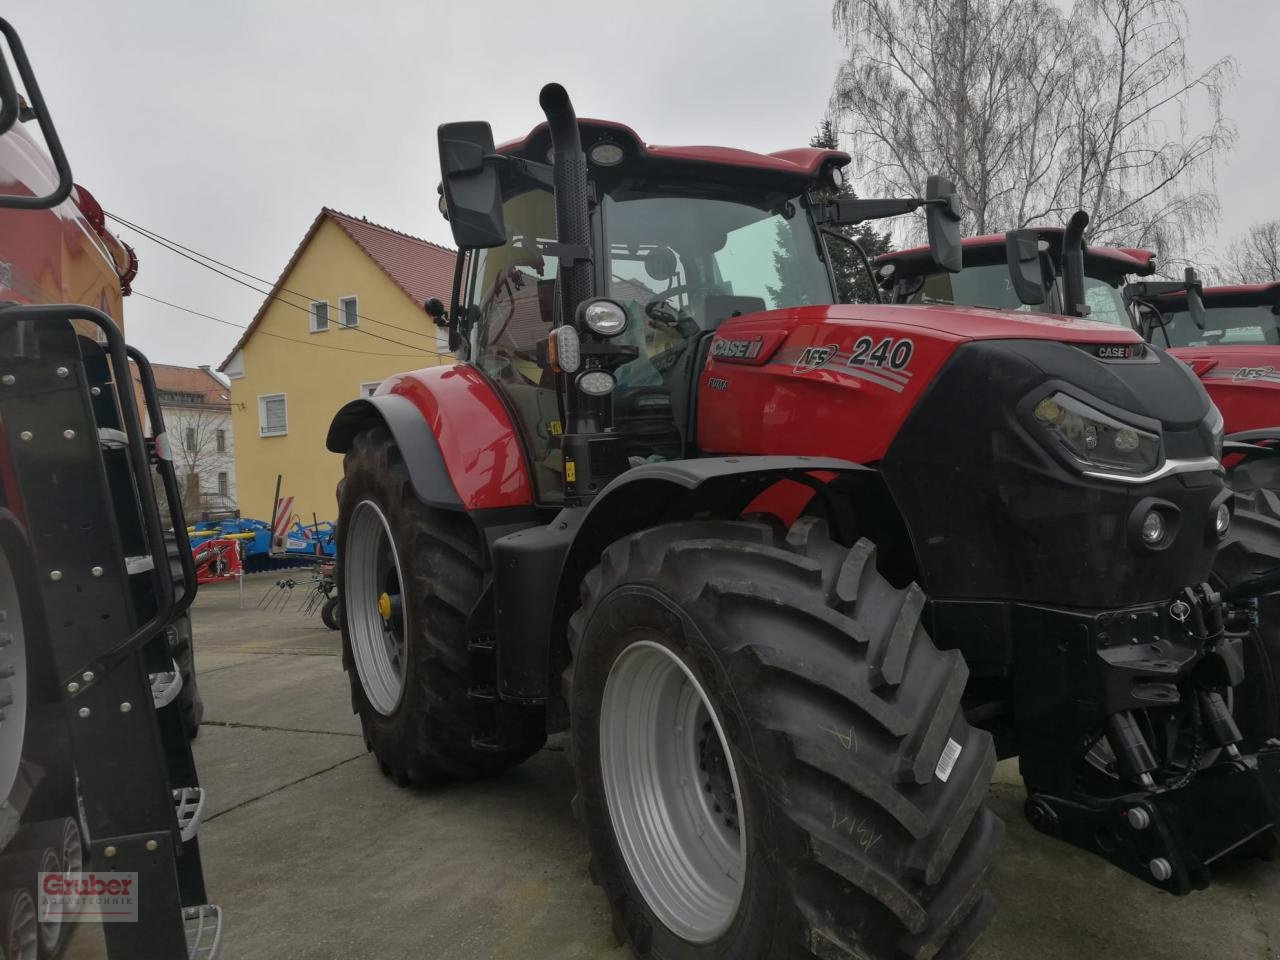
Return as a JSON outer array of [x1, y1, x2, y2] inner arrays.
[[830, 0, 1235, 260]]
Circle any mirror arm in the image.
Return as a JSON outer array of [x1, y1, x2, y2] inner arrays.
[[488, 153, 556, 189], [814, 197, 925, 226]]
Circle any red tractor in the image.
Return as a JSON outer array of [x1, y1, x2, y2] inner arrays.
[[875, 226, 1280, 756], [328, 86, 1280, 960]]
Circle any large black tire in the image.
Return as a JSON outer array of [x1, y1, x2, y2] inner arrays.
[[0, 887, 38, 960], [567, 518, 1002, 960], [337, 425, 544, 786], [1216, 486, 1280, 747]]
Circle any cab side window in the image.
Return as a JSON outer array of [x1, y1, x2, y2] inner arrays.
[[466, 189, 564, 502]]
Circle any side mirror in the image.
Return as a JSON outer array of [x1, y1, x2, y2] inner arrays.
[[1004, 230, 1047, 305], [1184, 267, 1206, 331], [438, 121, 506, 249], [1059, 210, 1090, 318], [925, 175, 963, 273]]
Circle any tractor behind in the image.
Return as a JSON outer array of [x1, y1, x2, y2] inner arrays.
[[328, 84, 1280, 960]]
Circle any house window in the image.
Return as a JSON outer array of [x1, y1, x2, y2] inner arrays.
[[339, 296, 358, 328], [258, 393, 287, 437], [185, 426, 196, 451], [217, 472, 229, 498], [358, 381, 382, 398], [309, 301, 330, 333], [216, 428, 226, 452]]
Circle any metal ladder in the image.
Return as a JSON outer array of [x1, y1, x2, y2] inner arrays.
[[0, 303, 221, 959]]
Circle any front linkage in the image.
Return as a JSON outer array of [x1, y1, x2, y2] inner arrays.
[[1015, 576, 1280, 893]]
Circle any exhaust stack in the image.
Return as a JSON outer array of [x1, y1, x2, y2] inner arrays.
[[538, 83, 593, 326], [1060, 210, 1089, 318]]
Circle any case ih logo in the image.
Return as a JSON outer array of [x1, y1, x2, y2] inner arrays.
[[39, 872, 138, 923], [793, 344, 840, 374], [710, 336, 764, 362], [1093, 344, 1140, 360]]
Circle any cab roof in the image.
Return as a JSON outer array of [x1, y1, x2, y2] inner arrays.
[[497, 118, 848, 187], [1150, 280, 1280, 310], [875, 228, 1157, 277]]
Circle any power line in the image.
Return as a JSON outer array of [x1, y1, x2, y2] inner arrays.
[[130, 290, 436, 359], [106, 211, 453, 358]]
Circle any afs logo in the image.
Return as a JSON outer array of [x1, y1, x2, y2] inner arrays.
[[793, 344, 840, 374], [1233, 366, 1276, 382]]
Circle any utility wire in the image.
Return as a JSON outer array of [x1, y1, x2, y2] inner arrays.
[[106, 211, 453, 359], [130, 290, 435, 359]]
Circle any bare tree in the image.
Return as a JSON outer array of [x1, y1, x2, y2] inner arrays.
[[830, 0, 1235, 260], [169, 406, 234, 519], [1223, 220, 1280, 283]]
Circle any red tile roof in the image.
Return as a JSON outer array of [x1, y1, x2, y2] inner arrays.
[[131, 363, 230, 413], [217, 208, 456, 370]]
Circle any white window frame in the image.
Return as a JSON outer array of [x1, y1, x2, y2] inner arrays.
[[435, 322, 450, 354], [309, 300, 330, 333], [217, 472, 229, 497], [358, 381, 382, 398], [258, 393, 288, 437], [339, 295, 359, 328]]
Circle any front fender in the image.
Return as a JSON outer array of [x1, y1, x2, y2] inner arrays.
[[326, 364, 534, 511], [491, 456, 871, 703]]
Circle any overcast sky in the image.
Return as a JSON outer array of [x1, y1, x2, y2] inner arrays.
[[7, 0, 1277, 367]]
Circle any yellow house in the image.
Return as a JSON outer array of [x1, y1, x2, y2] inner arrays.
[[219, 208, 455, 524]]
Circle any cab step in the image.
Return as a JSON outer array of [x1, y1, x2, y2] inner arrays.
[[183, 904, 223, 960], [150, 660, 184, 708], [173, 787, 205, 843]]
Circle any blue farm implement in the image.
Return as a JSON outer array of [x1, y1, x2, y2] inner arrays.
[[188, 517, 334, 577]]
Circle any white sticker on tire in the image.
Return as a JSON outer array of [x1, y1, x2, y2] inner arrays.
[[936, 738, 963, 783]]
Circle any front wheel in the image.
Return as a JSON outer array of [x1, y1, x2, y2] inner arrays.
[[337, 426, 544, 786], [567, 518, 1002, 960]]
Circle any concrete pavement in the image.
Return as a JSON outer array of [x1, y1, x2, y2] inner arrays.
[[68, 573, 1280, 959]]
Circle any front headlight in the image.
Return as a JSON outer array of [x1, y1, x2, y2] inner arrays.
[[1207, 403, 1224, 460], [1032, 392, 1162, 475]]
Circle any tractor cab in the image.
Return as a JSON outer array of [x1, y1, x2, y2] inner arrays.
[[874, 226, 1153, 329], [1147, 281, 1280, 348], [454, 125, 838, 498]]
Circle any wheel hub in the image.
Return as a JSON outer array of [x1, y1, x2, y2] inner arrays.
[[344, 500, 409, 715]]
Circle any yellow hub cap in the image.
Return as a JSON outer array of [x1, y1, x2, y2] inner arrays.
[[377, 592, 392, 621]]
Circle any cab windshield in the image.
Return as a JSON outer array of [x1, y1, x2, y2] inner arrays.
[[1160, 305, 1280, 347], [466, 183, 832, 502], [902, 263, 1135, 327]]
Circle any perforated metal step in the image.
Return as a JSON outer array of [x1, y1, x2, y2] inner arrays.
[[150, 660, 183, 708], [183, 904, 223, 960], [173, 786, 205, 843]]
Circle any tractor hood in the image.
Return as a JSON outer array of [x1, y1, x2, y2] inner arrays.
[[1171, 345, 1280, 434]]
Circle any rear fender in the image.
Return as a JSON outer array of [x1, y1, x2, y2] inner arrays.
[[326, 364, 534, 511], [491, 456, 877, 704]]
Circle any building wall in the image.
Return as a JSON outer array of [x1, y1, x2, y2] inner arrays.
[[226, 219, 451, 523], [164, 403, 236, 517]]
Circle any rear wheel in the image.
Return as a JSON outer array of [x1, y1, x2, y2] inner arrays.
[[2, 888, 38, 960], [320, 595, 341, 631], [567, 518, 1002, 960], [337, 426, 544, 785]]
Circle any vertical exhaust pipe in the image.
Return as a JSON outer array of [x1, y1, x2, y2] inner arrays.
[[1060, 210, 1089, 318], [538, 83, 593, 326]]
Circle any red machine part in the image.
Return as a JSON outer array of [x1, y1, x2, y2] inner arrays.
[[1169, 345, 1280, 434], [382, 364, 534, 510], [193, 538, 243, 584], [697, 302, 1140, 462]]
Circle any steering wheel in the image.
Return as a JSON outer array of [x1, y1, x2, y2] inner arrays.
[[644, 283, 708, 324]]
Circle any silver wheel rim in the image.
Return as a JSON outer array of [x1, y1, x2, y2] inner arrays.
[[0, 547, 28, 807], [599, 639, 746, 942], [36, 846, 61, 950], [345, 500, 409, 715], [8, 890, 37, 960]]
